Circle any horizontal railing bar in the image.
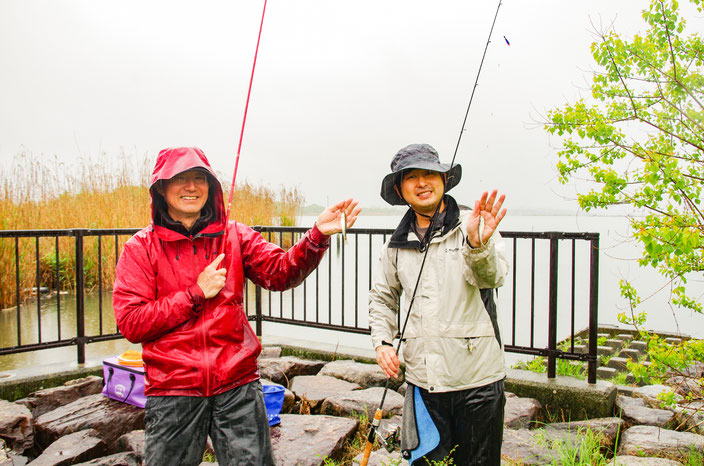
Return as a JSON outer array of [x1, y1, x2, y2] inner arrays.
[[506, 345, 598, 361], [500, 231, 599, 240], [0, 228, 598, 241], [0, 228, 141, 238], [0, 340, 76, 355], [253, 315, 371, 335]]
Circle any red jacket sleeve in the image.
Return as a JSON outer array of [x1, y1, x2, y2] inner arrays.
[[239, 223, 330, 291], [112, 235, 205, 343]]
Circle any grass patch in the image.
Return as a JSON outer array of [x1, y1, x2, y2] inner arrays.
[[533, 427, 610, 465]]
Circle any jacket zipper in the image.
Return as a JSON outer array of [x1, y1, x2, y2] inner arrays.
[[191, 234, 212, 396]]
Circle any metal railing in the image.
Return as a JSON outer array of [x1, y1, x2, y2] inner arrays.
[[0, 227, 599, 383]]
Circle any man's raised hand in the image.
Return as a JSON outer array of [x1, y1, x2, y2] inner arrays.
[[197, 253, 227, 299], [466, 189, 507, 248], [315, 198, 362, 236]]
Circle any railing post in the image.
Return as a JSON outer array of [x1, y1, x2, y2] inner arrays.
[[547, 235, 559, 379], [587, 235, 600, 384], [255, 284, 263, 337], [75, 229, 86, 364]]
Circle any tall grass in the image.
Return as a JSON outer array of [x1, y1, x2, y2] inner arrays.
[[0, 151, 303, 309]]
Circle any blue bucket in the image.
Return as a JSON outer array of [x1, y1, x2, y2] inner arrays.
[[262, 383, 285, 426]]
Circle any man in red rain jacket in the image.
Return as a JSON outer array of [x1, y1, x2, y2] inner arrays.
[[113, 147, 360, 465]]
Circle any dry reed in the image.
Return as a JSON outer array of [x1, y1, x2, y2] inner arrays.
[[0, 151, 303, 309]]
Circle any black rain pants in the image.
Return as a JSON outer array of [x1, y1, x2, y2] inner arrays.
[[144, 380, 274, 466], [416, 379, 505, 466]]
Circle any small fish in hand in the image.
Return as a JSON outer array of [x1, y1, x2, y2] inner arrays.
[[340, 211, 348, 243]]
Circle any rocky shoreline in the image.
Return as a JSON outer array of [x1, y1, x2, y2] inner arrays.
[[1, 346, 703, 465]]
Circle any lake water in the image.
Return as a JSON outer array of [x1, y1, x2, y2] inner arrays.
[[1, 213, 702, 372]]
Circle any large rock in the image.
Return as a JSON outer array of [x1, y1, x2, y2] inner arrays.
[[633, 385, 683, 408], [258, 357, 326, 387], [504, 393, 542, 429], [289, 375, 360, 412], [0, 399, 33, 454], [672, 401, 704, 435], [543, 417, 625, 451], [617, 425, 704, 461], [73, 452, 141, 465], [320, 387, 403, 418], [15, 376, 103, 418], [259, 346, 282, 359], [270, 414, 358, 465], [616, 395, 675, 427], [34, 394, 144, 450], [29, 429, 107, 466], [113, 430, 144, 459], [318, 360, 404, 390], [500, 428, 555, 465], [352, 449, 405, 465], [612, 456, 684, 465], [665, 375, 703, 399]]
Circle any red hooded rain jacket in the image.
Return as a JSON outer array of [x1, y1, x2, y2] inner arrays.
[[113, 147, 329, 397]]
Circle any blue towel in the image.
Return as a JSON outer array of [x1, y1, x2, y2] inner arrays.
[[409, 386, 440, 464]]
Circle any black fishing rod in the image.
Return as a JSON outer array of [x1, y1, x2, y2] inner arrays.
[[360, 1, 504, 464]]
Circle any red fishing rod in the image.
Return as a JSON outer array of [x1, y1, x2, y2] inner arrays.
[[220, 0, 268, 255]]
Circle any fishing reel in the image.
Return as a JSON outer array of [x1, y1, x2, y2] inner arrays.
[[375, 423, 400, 453]]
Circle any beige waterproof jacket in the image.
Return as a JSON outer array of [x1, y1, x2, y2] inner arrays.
[[369, 197, 509, 393]]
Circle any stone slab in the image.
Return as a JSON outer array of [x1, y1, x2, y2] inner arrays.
[[34, 394, 144, 450], [30, 429, 107, 466], [0, 399, 33, 454], [616, 395, 675, 428], [270, 414, 358, 465], [258, 356, 326, 387], [289, 375, 359, 412], [617, 425, 704, 461], [504, 395, 542, 429], [318, 359, 403, 390], [320, 387, 403, 418], [612, 455, 684, 465]]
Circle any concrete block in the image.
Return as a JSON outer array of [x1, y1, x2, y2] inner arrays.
[[506, 369, 617, 421], [598, 346, 615, 357], [597, 367, 618, 380], [604, 339, 624, 352], [629, 341, 649, 352], [619, 348, 643, 361], [614, 334, 634, 344], [607, 357, 630, 372]]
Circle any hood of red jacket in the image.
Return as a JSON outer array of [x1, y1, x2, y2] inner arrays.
[[149, 147, 226, 239]]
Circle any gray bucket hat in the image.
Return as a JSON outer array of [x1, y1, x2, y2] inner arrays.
[[380, 143, 462, 206]]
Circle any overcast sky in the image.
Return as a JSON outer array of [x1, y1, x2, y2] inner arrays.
[[0, 0, 682, 209]]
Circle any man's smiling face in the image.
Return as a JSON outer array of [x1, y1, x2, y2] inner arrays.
[[398, 168, 446, 216], [159, 169, 209, 228]]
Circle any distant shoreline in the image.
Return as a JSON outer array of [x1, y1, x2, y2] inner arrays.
[[300, 204, 638, 218]]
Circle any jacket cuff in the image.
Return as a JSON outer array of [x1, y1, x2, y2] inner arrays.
[[308, 224, 330, 247], [467, 233, 494, 256], [188, 284, 206, 314], [372, 333, 394, 350]]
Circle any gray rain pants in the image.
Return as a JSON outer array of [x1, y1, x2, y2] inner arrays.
[[144, 380, 274, 466]]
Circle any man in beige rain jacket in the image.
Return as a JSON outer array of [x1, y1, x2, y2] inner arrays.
[[369, 143, 508, 465]]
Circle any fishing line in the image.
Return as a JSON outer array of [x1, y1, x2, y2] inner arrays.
[[220, 0, 268, 255], [361, 1, 504, 463]]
